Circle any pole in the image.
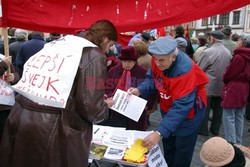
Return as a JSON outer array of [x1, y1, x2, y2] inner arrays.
[[2, 28, 9, 57], [2, 28, 10, 73]]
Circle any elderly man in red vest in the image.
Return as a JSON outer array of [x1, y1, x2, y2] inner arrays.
[[128, 36, 208, 167]]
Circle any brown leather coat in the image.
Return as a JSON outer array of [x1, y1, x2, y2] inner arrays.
[[0, 47, 109, 167]]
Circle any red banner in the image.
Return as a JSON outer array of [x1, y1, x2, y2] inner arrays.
[[1, 0, 250, 33]]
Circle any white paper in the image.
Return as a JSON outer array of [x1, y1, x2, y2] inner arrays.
[[103, 146, 126, 160], [12, 35, 96, 108], [148, 145, 168, 167], [92, 125, 126, 143], [0, 54, 15, 106], [107, 60, 112, 66], [0, 79, 15, 106], [103, 129, 132, 147], [120, 130, 152, 148], [111, 89, 147, 122]]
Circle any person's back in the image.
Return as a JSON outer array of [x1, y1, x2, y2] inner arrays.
[[15, 31, 45, 75], [175, 25, 194, 59], [199, 32, 231, 96], [0, 20, 118, 167], [221, 26, 237, 55], [9, 29, 28, 67], [175, 37, 188, 53], [223, 38, 236, 55], [198, 31, 231, 137]]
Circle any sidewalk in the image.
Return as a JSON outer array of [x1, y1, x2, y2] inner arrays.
[[148, 109, 250, 167]]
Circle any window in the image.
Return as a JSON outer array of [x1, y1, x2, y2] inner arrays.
[[210, 16, 217, 25], [219, 13, 229, 25], [232, 11, 240, 25], [202, 18, 208, 26]]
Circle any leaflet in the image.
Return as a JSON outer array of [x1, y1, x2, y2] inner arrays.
[[103, 145, 126, 160], [92, 125, 126, 143], [111, 89, 147, 122], [103, 129, 132, 147]]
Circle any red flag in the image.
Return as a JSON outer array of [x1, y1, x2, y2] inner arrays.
[[1, 0, 249, 33], [185, 24, 190, 39], [157, 27, 166, 37]]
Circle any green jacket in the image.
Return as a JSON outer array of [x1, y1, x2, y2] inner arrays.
[[223, 39, 236, 56]]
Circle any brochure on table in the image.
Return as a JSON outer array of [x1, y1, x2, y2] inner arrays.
[[90, 125, 167, 167]]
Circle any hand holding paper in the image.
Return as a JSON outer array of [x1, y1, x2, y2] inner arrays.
[[105, 98, 115, 108], [127, 87, 141, 96], [111, 89, 147, 122], [143, 132, 161, 150]]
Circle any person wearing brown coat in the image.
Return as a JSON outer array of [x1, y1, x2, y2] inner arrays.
[[0, 20, 117, 167]]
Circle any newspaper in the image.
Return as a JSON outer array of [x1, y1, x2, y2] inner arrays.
[[111, 89, 147, 122]]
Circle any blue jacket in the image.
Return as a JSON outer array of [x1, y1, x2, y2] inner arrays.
[[138, 51, 205, 138], [16, 35, 46, 75]]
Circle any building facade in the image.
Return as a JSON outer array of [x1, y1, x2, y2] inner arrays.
[[195, 5, 250, 36]]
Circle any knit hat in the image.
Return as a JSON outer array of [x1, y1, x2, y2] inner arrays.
[[148, 36, 177, 55], [222, 26, 232, 36], [118, 46, 139, 60], [200, 137, 235, 167], [14, 29, 28, 40], [211, 31, 224, 40]]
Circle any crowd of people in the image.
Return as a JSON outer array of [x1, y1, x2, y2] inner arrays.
[[0, 21, 249, 167]]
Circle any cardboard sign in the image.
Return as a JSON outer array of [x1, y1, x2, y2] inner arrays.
[[148, 145, 168, 167], [12, 35, 96, 108], [0, 54, 15, 106], [0, 78, 15, 106]]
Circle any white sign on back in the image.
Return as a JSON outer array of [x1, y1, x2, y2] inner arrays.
[[12, 35, 96, 108]]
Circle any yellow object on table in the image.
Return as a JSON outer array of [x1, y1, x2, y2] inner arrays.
[[124, 139, 148, 163]]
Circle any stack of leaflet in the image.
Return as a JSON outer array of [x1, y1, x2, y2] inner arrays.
[[124, 139, 148, 163]]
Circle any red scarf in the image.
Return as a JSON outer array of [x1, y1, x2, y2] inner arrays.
[[112, 70, 131, 96]]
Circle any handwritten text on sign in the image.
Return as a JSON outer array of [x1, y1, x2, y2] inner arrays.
[[12, 35, 96, 108]]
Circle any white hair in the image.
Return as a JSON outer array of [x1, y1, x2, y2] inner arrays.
[[168, 48, 178, 56], [168, 48, 178, 61], [15, 29, 28, 40]]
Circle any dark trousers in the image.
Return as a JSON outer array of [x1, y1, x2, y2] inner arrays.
[[199, 96, 223, 135], [0, 110, 11, 143], [162, 128, 199, 167]]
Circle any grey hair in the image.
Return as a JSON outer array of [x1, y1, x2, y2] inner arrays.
[[169, 48, 179, 56], [240, 33, 250, 47]]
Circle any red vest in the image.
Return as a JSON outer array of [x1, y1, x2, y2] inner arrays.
[[152, 58, 208, 118]]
